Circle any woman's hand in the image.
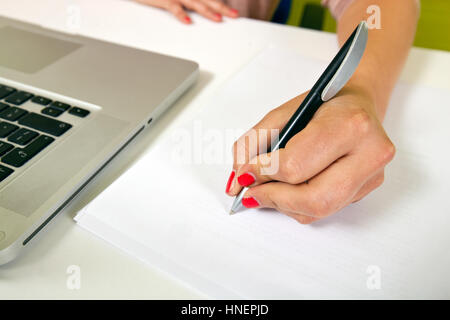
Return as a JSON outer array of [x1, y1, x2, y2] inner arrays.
[[226, 84, 396, 224], [135, 0, 239, 24]]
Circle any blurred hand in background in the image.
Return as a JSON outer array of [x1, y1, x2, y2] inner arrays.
[[134, 0, 239, 24]]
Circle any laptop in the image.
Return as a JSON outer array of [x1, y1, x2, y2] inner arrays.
[[0, 16, 199, 265]]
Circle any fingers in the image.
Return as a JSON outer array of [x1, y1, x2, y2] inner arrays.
[[226, 127, 274, 194], [284, 212, 320, 225], [229, 105, 365, 195], [202, 0, 239, 18], [241, 181, 319, 217], [351, 171, 385, 203], [137, 0, 192, 24], [230, 102, 392, 196], [137, 0, 238, 24], [231, 118, 355, 194], [166, 1, 192, 23], [235, 181, 320, 224], [232, 93, 307, 169], [181, 0, 221, 22], [227, 94, 307, 194], [226, 86, 396, 220], [242, 147, 393, 219]]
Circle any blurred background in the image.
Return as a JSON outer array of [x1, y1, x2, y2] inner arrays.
[[267, 0, 450, 52]]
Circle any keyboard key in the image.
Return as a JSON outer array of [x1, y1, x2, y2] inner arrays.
[[7, 128, 39, 145], [0, 85, 16, 100], [0, 107, 28, 121], [0, 102, 9, 112], [4, 91, 33, 105], [0, 164, 14, 182], [50, 101, 70, 111], [69, 107, 90, 118], [20, 135, 54, 156], [0, 141, 14, 156], [0, 122, 19, 138], [2, 148, 29, 167], [42, 106, 63, 117], [31, 96, 52, 106], [18, 113, 72, 137], [2, 135, 54, 167]]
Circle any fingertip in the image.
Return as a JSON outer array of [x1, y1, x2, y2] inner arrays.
[[213, 13, 222, 22], [225, 170, 236, 194], [242, 196, 260, 209], [237, 172, 256, 187], [242, 187, 261, 208], [295, 216, 318, 225], [223, 8, 239, 18], [229, 8, 239, 18], [228, 182, 243, 197], [183, 16, 192, 24]]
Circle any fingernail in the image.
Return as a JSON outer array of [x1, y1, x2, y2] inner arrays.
[[230, 9, 239, 16], [214, 13, 222, 20], [225, 170, 235, 193], [184, 16, 191, 23], [242, 197, 259, 208], [237, 172, 255, 187]]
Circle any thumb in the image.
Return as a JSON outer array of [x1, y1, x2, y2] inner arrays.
[[228, 92, 308, 195]]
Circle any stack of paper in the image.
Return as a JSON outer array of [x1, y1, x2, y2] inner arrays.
[[75, 47, 450, 299]]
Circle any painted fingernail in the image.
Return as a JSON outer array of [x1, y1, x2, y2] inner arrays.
[[237, 172, 255, 187], [225, 170, 235, 193], [230, 9, 239, 16], [184, 16, 191, 23], [242, 197, 259, 208], [214, 13, 222, 20]]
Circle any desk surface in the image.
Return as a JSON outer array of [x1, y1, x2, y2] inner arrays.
[[1, 0, 449, 299]]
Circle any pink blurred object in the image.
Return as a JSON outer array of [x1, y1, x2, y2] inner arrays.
[[321, 0, 354, 19], [223, 0, 275, 20], [223, 0, 354, 20]]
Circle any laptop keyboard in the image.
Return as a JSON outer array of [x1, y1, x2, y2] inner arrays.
[[0, 83, 90, 183]]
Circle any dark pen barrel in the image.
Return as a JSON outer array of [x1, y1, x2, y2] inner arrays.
[[272, 25, 359, 151], [276, 91, 322, 149]]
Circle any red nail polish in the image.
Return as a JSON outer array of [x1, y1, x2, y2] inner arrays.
[[184, 16, 191, 23], [230, 9, 239, 15], [237, 173, 255, 187], [214, 13, 222, 20], [225, 170, 235, 193], [242, 197, 259, 208]]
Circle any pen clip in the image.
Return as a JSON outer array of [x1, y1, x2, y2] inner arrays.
[[321, 21, 369, 102]]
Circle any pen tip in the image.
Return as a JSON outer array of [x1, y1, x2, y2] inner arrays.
[[229, 210, 236, 215]]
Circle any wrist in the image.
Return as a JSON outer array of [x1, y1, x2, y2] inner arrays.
[[346, 72, 389, 121]]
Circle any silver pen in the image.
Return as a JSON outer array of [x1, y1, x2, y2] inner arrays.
[[230, 21, 369, 215]]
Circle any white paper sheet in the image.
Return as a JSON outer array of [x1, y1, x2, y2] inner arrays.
[[75, 47, 450, 299]]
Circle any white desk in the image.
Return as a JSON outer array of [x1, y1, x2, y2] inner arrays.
[[1, 0, 449, 299]]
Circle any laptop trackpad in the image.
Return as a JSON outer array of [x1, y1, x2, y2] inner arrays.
[[0, 26, 81, 74], [0, 114, 129, 217]]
